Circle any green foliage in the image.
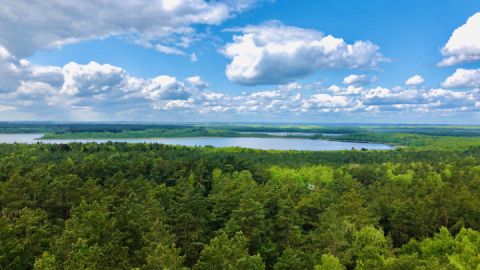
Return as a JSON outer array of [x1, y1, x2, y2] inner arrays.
[[314, 254, 345, 270], [144, 243, 185, 270], [334, 132, 480, 149], [405, 227, 480, 269], [194, 232, 265, 270], [209, 170, 259, 227], [224, 197, 267, 253], [167, 176, 209, 267], [447, 228, 480, 269], [33, 252, 56, 270], [0, 208, 51, 269], [269, 165, 334, 186], [350, 226, 392, 269], [41, 128, 242, 140], [0, 142, 479, 269], [273, 247, 310, 270]]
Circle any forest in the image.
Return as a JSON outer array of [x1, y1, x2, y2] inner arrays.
[[3, 123, 480, 150], [1, 134, 480, 269]]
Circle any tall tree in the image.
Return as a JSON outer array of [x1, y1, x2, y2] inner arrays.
[[194, 232, 265, 270]]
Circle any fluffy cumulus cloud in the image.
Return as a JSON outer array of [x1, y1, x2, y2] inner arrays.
[[327, 84, 364, 95], [223, 21, 385, 85], [405, 75, 424, 86], [186, 75, 208, 90], [0, 0, 260, 58], [142, 76, 191, 101], [322, 83, 478, 115], [439, 12, 480, 66], [301, 94, 350, 112], [0, 47, 26, 92], [442, 69, 480, 88], [61, 62, 127, 96], [363, 87, 421, 106], [159, 81, 478, 118], [343, 74, 376, 86], [157, 99, 195, 111], [360, 87, 478, 114], [0, 44, 204, 120], [0, 46, 64, 92], [0, 47, 478, 121]]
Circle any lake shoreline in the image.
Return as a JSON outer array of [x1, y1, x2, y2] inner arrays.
[[38, 133, 401, 148], [0, 133, 394, 151]]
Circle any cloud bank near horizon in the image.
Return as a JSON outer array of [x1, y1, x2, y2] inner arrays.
[[0, 44, 477, 122]]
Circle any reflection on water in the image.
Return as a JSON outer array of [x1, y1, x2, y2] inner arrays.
[[238, 132, 343, 137], [0, 134, 45, 143], [0, 133, 393, 151]]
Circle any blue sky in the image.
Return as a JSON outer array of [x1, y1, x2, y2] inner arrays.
[[0, 0, 479, 123]]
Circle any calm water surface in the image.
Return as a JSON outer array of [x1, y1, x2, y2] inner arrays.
[[0, 133, 393, 151], [239, 132, 343, 137]]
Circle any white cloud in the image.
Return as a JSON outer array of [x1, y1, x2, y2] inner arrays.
[[343, 74, 374, 86], [439, 12, 480, 66], [27, 64, 64, 86], [344, 85, 364, 95], [141, 75, 190, 100], [190, 52, 198, 62], [157, 99, 195, 110], [155, 44, 186, 55], [249, 90, 282, 99], [0, 46, 11, 60], [186, 75, 208, 90], [363, 87, 420, 105], [0, 50, 478, 121], [328, 85, 342, 93], [0, 104, 15, 112], [16, 81, 56, 97], [310, 94, 349, 107], [202, 92, 226, 101], [405, 75, 424, 86], [0, 47, 24, 92], [421, 88, 475, 109], [301, 94, 350, 112], [0, 0, 259, 58], [223, 21, 385, 85], [0, 56, 200, 119], [0, 46, 63, 92], [61, 62, 127, 96], [360, 86, 477, 112], [442, 68, 480, 88], [328, 84, 363, 95]]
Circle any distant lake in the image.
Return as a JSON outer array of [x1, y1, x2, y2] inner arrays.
[[0, 134, 393, 151], [238, 132, 343, 137]]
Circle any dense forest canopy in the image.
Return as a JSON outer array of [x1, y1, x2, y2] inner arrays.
[[1, 129, 480, 269]]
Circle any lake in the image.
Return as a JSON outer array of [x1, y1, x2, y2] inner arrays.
[[0, 133, 393, 151], [238, 132, 343, 137]]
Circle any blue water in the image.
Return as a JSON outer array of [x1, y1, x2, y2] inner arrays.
[[0, 134, 393, 151], [238, 132, 343, 136]]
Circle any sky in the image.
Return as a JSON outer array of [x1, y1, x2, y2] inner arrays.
[[0, 0, 479, 124]]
